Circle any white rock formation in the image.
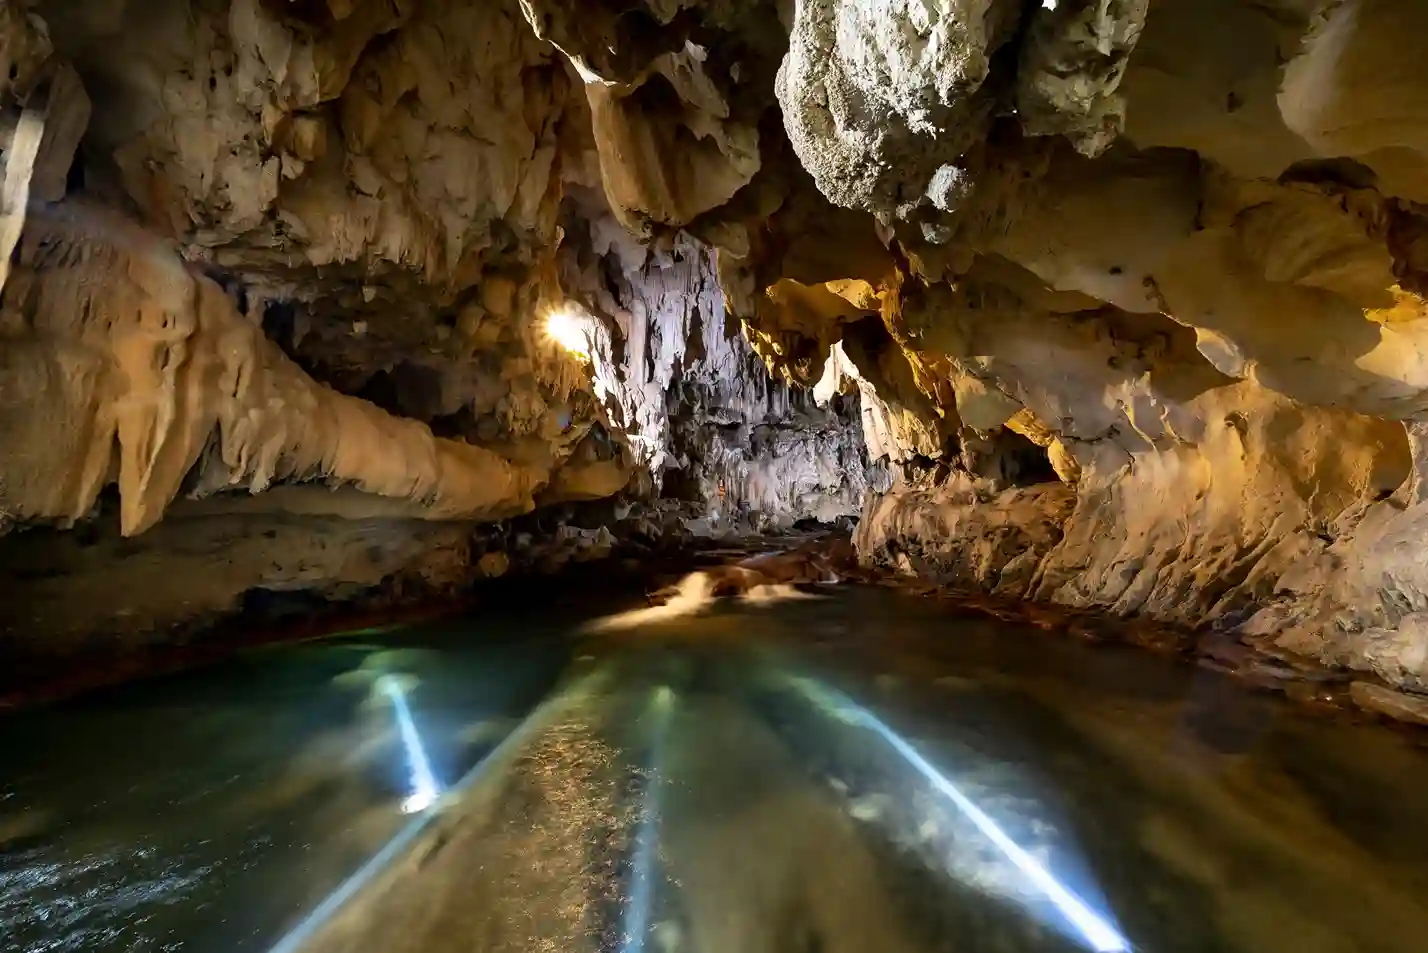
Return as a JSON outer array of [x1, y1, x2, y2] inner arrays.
[[561, 221, 878, 529], [6, 0, 1428, 705]]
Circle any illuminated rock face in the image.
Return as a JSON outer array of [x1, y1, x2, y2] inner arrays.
[[793, 0, 1428, 690], [6, 0, 1428, 686], [0, 0, 870, 648]]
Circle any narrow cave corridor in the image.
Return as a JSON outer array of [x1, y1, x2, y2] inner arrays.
[[4, 0, 1428, 950]]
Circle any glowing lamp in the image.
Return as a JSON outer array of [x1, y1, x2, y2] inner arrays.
[[546, 308, 592, 357]]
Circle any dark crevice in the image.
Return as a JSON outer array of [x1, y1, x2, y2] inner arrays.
[[353, 369, 404, 418], [995, 430, 1061, 487], [64, 143, 85, 193]]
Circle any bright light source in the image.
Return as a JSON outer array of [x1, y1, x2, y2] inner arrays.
[[786, 676, 1130, 953], [401, 788, 438, 814], [377, 675, 442, 815], [546, 308, 592, 357]]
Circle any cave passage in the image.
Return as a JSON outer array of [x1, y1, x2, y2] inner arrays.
[[4, 588, 1428, 953]]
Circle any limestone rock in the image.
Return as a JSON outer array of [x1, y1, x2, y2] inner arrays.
[[0, 204, 541, 536], [13, 0, 1428, 691], [1349, 681, 1428, 727], [561, 226, 878, 530], [586, 44, 760, 231], [776, 0, 1021, 222], [517, 0, 697, 84], [0, 499, 478, 651], [1280, 0, 1428, 203], [857, 475, 1076, 597], [1119, 0, 1313, 179], [477, 551, 512, 579], [1016, 0, 1149, 157]]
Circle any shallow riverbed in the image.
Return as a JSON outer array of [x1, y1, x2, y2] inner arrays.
[[3, 586, 1426, 953]]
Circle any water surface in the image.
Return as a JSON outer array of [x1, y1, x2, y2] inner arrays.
[[3, 586, 1427, 953]]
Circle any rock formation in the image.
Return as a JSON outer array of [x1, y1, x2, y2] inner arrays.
[[0, 0, 870, 654], [4, 0, 1428, 704]]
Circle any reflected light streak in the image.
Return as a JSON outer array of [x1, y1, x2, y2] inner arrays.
[[266, 669, 606, 953], [621, 686, 674, 953], [377, 675, 441, 814], [786, 676, 1130, 953]]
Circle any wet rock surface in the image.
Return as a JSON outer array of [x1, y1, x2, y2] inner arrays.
[[1350, 680, 1428, 727]]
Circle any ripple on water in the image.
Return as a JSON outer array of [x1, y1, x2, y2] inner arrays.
[[0, 843, 217, 952]]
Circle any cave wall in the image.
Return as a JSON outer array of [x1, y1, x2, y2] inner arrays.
[[5, 0, 1428, 693], [806, 0, 1428, 692], [517, 0, 1428, 691], [560, 225, 879, 531], [0, 0, 873, 657]]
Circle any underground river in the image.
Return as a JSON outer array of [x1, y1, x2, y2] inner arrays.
[[3, 585, 1428, 953]]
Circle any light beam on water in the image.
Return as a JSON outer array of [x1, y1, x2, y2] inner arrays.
[[376, 675, 441, 814], [784, 676, 1130, 953], [266, 669, 607, 953], [621, 686, 674, 953]]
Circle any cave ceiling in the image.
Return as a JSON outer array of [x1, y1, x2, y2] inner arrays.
[[3, 0, 1428, 657]]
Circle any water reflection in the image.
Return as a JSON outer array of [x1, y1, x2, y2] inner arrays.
[[2, 589, 1428, 953], [0, 626, 571, 952], [776, 674, 1128, 951]]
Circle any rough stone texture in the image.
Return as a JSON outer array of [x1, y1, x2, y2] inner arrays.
[[1016, 0, 1149, 157], [51, 0, 562, 292], [561, 223, 879, 530], [0, 203, 600, 536], [857, 474, 1076, 597], [9, 0, 1428, 693], [584, 44, 760, 232], [0, 0, 873, 654], [776, 0, 1023, 225], [760, 0, 1428, 691]]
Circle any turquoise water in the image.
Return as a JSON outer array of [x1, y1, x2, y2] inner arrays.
[[3, 587, 1428, 953]]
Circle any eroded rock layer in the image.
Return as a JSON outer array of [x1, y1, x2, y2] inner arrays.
[[4, 0, 1428, 699]]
